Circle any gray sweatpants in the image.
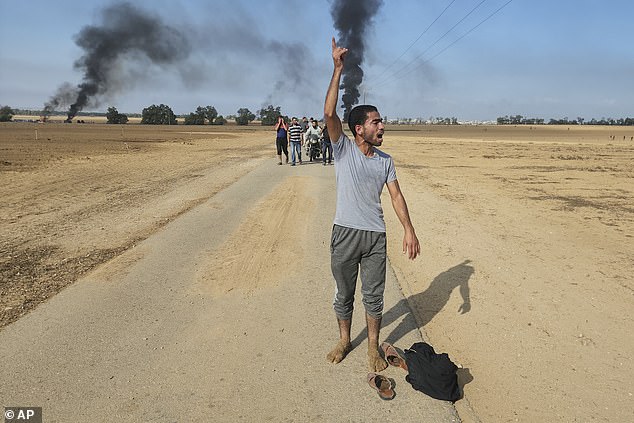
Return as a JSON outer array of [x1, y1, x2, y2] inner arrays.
[[330, 224, 387, 320]]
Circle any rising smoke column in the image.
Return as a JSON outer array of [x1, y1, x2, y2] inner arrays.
[[330, 0, 383, 120], [44, 2, 191, 121]]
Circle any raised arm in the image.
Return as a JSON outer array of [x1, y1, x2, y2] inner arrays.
[[324, 37, 347, 143]]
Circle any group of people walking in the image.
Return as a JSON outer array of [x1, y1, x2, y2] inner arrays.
[[274, 116, 333, 166]]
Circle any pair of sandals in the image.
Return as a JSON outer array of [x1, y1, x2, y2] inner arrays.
[[367, 343, 406, 400]]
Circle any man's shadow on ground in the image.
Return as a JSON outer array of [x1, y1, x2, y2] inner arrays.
[[351, 260, 475, 349]]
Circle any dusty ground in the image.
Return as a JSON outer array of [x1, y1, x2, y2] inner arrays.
[[1, 121, 633, 421], [382, 124, 634, 422], [0, 122, 270, 327]]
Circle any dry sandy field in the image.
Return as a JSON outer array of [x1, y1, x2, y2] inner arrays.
[[1, 121, 633, 422]]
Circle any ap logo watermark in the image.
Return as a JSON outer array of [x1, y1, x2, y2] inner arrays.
[[4, 407, 42, 423]]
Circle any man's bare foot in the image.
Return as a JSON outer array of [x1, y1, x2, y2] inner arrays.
[[326, 340, 352, 364], [368, 348, 388, 372]]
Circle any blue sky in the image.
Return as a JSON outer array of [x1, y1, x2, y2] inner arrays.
[[1, 0, 632, 121]]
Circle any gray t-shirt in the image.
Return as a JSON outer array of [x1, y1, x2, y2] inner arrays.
[[332, 133, 397, 232]]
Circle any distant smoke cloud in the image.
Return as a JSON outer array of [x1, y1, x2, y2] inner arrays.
[[43, 82, 78, 113], [43, 1, 319, 119], [44, 1, 191, 120], [331, 0, 383, 119], [268, 40, 309, 90], [189, 13, 313, 110]]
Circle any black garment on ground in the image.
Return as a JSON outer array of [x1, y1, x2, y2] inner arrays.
[[403, 342, 461, 402]]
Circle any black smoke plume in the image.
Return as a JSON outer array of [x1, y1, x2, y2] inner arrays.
[[330, 0, 383, 120], [44, 2, 190, 121]]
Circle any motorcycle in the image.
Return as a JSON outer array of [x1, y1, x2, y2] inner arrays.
[[305, 133, 321, 162]]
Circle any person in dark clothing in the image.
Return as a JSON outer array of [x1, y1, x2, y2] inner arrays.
[[321, 124, 333, 165], [274, 116, 289, 165]]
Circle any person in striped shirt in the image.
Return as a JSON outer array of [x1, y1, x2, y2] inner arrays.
[[288, 117, 303, 166]]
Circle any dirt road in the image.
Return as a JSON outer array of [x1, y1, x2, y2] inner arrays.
[[0, 154, 458, 422], [1, 123, 633, 422]]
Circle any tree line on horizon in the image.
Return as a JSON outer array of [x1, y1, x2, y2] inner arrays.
[[108, 104, 282, 126], [103, 104, 289, 125], [3, 105, 633, 126], [5, 104, 260, 126], [497, 114, 634, 126]]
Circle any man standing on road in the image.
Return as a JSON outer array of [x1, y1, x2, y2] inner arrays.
[[324, 38, 420, 372], [321, 123, 332, 165], [288, 117, 303, 166]]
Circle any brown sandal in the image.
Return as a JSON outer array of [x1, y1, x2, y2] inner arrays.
[[380, 342, 407, 370], [367, 373, 395, 400]]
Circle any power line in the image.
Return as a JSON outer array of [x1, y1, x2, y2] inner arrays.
[[373, 0, 515, 90], [372, 0, 488, 88], [425, 0, 515, 65], [367, 0, 458, 85]]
